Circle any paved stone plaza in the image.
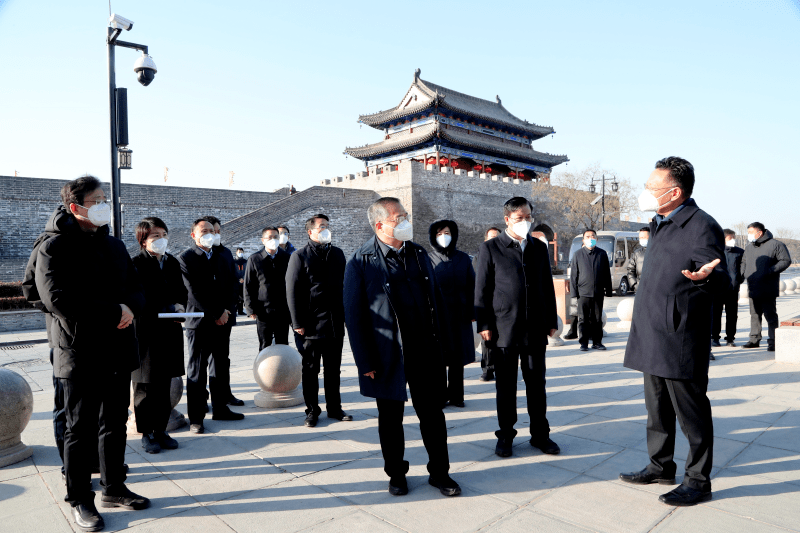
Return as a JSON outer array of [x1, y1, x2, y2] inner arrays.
[[2, 289, 799, 533]]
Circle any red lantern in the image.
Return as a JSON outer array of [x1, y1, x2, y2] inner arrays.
[[473, 164, 483, 171], [451, 160, 460, 168], [484, 166, 493, 173], [518, 172, 526, 180], [426, 157, 437, 165], [439, 157, 449, 166], [509, 171, 517, 178]]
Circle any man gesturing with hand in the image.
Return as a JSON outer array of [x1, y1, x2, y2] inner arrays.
[[620, 157, 731, 507]]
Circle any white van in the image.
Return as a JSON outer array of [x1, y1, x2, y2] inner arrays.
[[567, 231, 640, 295]]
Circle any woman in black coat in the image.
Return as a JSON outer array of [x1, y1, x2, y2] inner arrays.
[[428, 220, 476, 407], [131, 217, 188, 454]]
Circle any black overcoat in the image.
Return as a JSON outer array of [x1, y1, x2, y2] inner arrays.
[[624, 199, 731, 380], [35, 206, 145, 379], [474, 231, 558, 348], [176, 243, 239, 330], [286, 241, 346, 339], [343, 236, 449, 402], [724, 246, 745, 296], [428, 221, 476, 367], [570, 246, 613, 298], [741, 230, 791, 299], [131, 250, 187, 383], [244, 247, 291, 322]]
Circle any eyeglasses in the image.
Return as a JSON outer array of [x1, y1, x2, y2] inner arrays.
[[643, 184, 674, 193], [385, 215, 410, 224], [82, 199, 109, 206], [508, 215, 532, 223]]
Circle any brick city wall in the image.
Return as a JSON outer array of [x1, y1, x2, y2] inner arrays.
[[0, 310, 46, 332]]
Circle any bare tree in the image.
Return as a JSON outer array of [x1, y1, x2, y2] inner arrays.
[[731, 221, 749, 249], [774, 227, 799, 241]]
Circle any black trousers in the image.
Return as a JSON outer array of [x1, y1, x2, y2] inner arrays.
[[494, 345, 550, 441], [447, 363, 464, 403], [256, 317, 289, 351], [52, 372, 66, 474], [480, 339, 495, 378], [301, 336, 343, 416], [60, 372, 130, 506], [376, 370, 450, 479], [712, 292, 739, 341], [186, 324, 232, 423], [578, 296, 604, 347], [643, 372, 713, 492], [132, 379, 172, 434], [749, 296, 779, 348]]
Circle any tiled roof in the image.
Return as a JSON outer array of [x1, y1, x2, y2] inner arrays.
[[344, 123, 437, 159]]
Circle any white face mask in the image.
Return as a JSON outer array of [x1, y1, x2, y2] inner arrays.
[[585, 238, 597, 249], [638, 188, 676, 212], [317, 228, 332, 244], [511, 219, 532, 239], [199, 233, 215, 248], [236, 251, 243, 258], [747, 234, 757, 243], [384, 219, 413, 242], [725, 239, 735, 247], [150, 237, 168, 255], [264, 238, 279, 251], [639, 239, 648, 247], [279, 233, 289, 245], [436, 234, 452, 248], [79, 202, 111, 226], [212, 234, 221, 246]]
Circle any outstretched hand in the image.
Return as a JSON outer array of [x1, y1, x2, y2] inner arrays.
[[681, 258, 720, 281]]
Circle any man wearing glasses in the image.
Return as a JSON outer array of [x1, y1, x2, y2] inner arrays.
[[286, 214, 351, 428], [35, 175, 149, 531], [474, 196, 560, 459]]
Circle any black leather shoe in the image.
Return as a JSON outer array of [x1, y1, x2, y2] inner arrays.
[[227, 396, 245, 407], [709, 353, 716, 361], [154, 431, 178, 450], [563, 332, 578, 340], [530, 437, 560, 455], [212, 409, 245, 421], [742, 342, 760, 349], [328, 411, 353, 421], [768, 346, 775, 352], [141, 433, 161, 454], [100, 486, 151, 510], [479, 372, 494, 381], [72, 500, 104, 532], [619, 467, 676, 485], [726, 341, 736, 347], [189, 423, 205, 434], [592, 344, 607, 351], [388, 476, 408, 496], [495, 438, 513, 457], [711, 339, 721, 347], [579, 345, 589, 352], [429, 475, 461, 496], [304, 412, 319, 427], [658, 484, 712, 506]]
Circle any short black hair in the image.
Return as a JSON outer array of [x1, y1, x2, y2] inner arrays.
[[639, 227, 650, 233], [192, 218, 212, 231], [135, 217, 168, 249], [61, 175, 102, 208], [204, 215, 221, 227], [655, 156, 695, 197], [277, 225, 289, 234], [747, 222, 766, 233], [583, 228, 597, 238], [723, 228, 736, 238], [305, 213, 329, 232], [503, 197, 533, 217], [262, 226, 279, 238], [485, 226, 503, 239], [236, 247, 244, 252]]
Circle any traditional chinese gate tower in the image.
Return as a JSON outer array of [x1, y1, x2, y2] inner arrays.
[[345, 68, 568, 180]]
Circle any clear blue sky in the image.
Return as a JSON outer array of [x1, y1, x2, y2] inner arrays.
[[1, 0, 798, 231]]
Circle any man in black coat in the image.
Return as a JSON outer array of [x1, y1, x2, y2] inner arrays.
[[570, 228, 613, 351], [712, 229, 745, 347], [35, 176, 149, 530], [344, 197, 461, 498], [626, 227, 650, 293], [286, 213, 352, 428], [234, 248, 247, 315], [245, 226, 291, 350], [473, 227, 502, 381], [620, 157, 730, 506], [177, 218, 244, 434], [474, 197, 560, 459], [741, 222, 791, 351]]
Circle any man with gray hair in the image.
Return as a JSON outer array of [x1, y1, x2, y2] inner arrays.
[[344, 197, 461, 498]]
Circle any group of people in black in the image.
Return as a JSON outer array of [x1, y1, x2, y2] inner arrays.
[[25, 156, 745, 531]]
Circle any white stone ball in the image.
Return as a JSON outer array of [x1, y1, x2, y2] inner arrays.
[[0, 368, 34, 447], [794, 277, 800, 287], [169, 377, 184, 410], [785, 279, 797, 292], [617, 298, 635, 322], [780, 280, 786, 292], [253, 344, 302, 393]]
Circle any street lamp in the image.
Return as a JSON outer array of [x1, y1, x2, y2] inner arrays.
[[107, 13, 157, 238], [589, 174, 619, 231]]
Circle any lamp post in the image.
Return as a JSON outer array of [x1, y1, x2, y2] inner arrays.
[[106, 14, 157, 238], [589, 174, 619, 231]]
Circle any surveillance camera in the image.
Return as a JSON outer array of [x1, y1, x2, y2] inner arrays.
[[109, 13, 134, 31], [133, 53, 157, 86]]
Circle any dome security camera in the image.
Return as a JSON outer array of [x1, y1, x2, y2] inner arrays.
[[133, 53, 157, 87]]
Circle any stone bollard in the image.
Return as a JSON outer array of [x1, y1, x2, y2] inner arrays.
[[253, 344, 304, 408], [127, 377, 187, 434], [785, 279, 797, 295], [617, 298, 635, 331], [739, 284, 749, 305], [0, 368, 34, 468], [780, 280, 786, 297], [548, 315, 565, 346]]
